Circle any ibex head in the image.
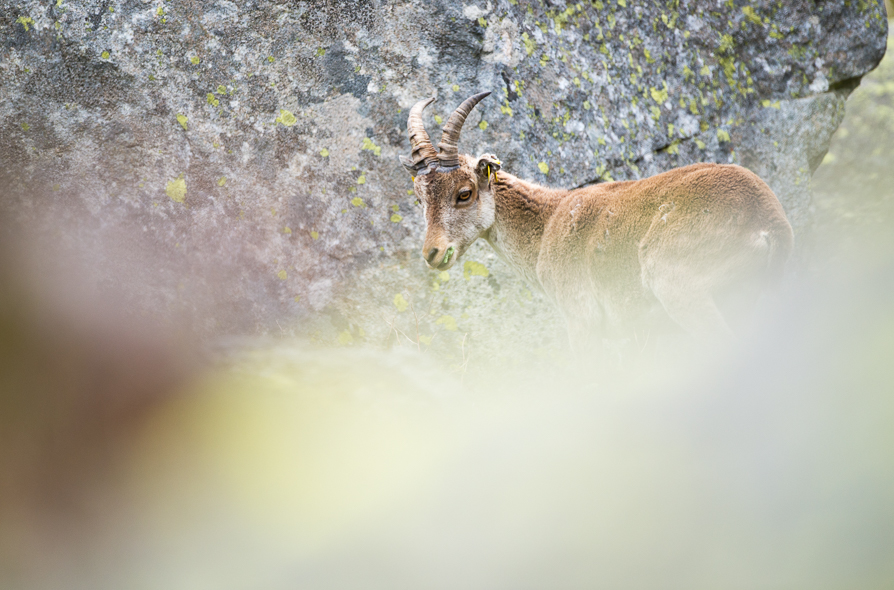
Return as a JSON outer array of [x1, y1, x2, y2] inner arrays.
[[400, 92, 502, 270]]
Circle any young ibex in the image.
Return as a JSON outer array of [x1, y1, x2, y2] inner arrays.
[[399, 92, 794, 347]]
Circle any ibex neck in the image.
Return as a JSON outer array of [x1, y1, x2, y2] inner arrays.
[[484, 172, 565, 287]]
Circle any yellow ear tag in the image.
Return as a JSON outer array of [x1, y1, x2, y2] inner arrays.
[[486, 164, 491, 183]]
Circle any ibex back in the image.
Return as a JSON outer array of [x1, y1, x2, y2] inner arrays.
[[399, 92, 794, 348]]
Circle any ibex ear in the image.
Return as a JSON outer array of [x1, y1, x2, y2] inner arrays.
[[475, 153, 502, 187], [399, 155, 416, 177]]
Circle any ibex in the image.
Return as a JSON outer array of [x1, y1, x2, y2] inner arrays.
[[399, 92, 794, 348]]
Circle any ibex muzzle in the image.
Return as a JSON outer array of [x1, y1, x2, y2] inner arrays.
[[399, 92, 794, 345]]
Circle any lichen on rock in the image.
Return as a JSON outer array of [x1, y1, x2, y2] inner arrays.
[[0, 0, 887, 352]]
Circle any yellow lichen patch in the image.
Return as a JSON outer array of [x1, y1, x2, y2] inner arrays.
[[391, 204, 400, 212], [434, 114, 443, 125], [390, 214, 403, 223], [742, 6, 762, 25], [190, 56, 200, 65], [360, 137, 381, 156], [717, 129, 731, 142], [218, 176, 227, 186], [351, 197, 365, 207], [320, 148, 329, 157], [463, 260, 489, 279], [282, 227, 292, 234], [435, 315, 458, 331], [176, 114, 188, 130], [761, 99, 781, 109], [101, 50, 110, 59], [337, 330, 354, 345], [276, 109, 297, 126], [217, 85, 227, 94], [650, 83, 669, 104], [438, 271, 450, 282], [294, 296, 301, 302], [418, 334, 432, 346], [310, 231, 319, 240], [207, 93, 219, 107], [393, 293, 409, 312], [16, 16, 34, 31], [356, 173, 366, 185], [478, 120, 488, 130], [538, 162, 549, 174], [452, 84, 460, 92], [695, 138, 706, 149], [20, 122, 29, 132], [166, 176, 186, 203], [719, 34, 734, 53], [267, 56, 275, 63], [522, 32, 535, 56], [719, 56, 737, 83], [277, 270, 288, 280]]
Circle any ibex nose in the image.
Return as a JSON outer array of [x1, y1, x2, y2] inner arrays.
[[426, 247, 441, 265]]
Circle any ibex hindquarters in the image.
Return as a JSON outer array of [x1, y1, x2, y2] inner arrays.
[[539, 163, 793, 344], [642, 164, 792, 342], [400, 93, 794, 350]]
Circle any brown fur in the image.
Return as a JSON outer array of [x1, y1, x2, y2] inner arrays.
[[411, 155, 793, 346]]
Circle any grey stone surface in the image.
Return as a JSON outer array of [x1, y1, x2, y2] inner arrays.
[[0, 0, 887, 353]]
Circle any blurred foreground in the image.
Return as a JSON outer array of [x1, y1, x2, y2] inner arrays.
[[2, 26, 894, 590], [3, 261, 894, 589]]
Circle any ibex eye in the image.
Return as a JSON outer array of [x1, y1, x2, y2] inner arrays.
[[457, 189, 472, 202]]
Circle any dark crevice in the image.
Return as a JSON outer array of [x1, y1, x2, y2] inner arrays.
[[829, 75, 863, 98], [573, 177, 606, 189], [501, 71, 519, 102]]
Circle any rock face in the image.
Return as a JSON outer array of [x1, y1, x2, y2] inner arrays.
[[0, 1, 887, 351]]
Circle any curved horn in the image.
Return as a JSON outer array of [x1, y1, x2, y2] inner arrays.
[[406, 97, 440, 172], [437, 91, 491, 168]]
